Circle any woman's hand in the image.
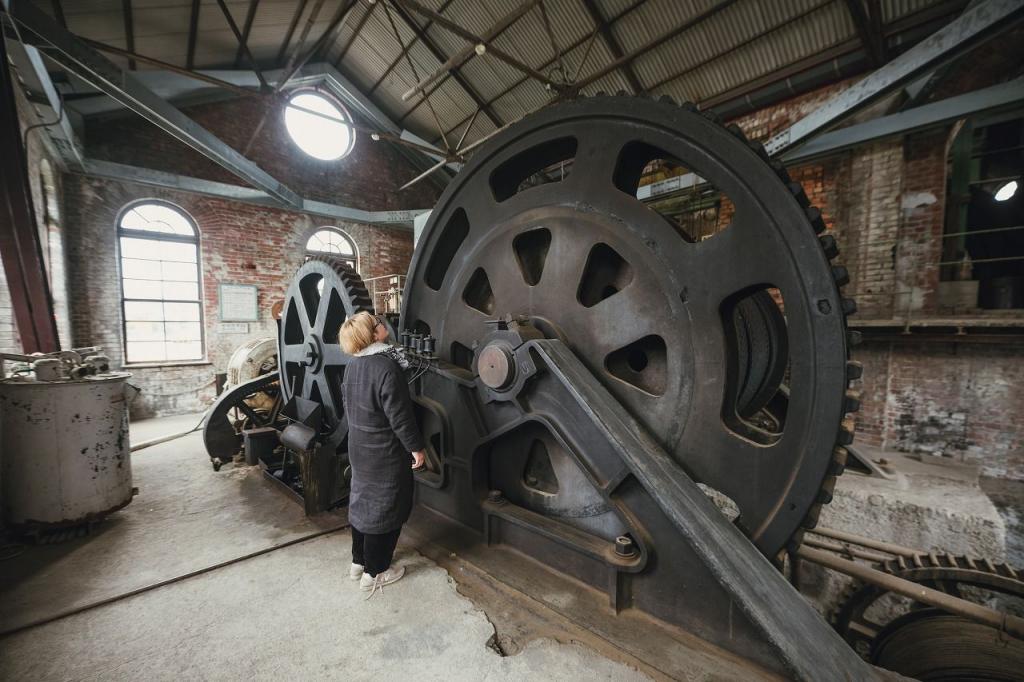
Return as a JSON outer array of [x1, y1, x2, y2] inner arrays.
[[411, 450, 426, 470]]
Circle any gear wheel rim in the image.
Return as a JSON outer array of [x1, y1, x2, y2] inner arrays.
[[402, 94, 859, 556], [278, 256, 373, 440]]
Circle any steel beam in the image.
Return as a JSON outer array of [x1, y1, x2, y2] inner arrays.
[[369, 0, 456, 95], [121, 0, 135, 69], [765, 0, 1024, 156], [390, 0, 565, 93], [333, 0, 374, 65], [9, 1, 301, 208], [844, 0, 885, 66], [388, 1, 505, 130], [415, 0, 651, 134], [580, 0, 644, 93], [185, 0, 200, 70], [233, 0, 261, 69], [276, 0, 310, 65], [80, 159, 428, 228], [0, 28, 60, 352], [275, 0, 358, 92], [215, 0, 268, 90]]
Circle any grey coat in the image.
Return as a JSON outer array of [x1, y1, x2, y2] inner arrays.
[[341, 345, 425, 534]]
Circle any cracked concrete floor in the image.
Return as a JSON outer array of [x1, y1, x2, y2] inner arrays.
[[0, 414, 649, 681]]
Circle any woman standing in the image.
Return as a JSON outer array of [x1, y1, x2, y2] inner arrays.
[[339, 312, 426, 597]]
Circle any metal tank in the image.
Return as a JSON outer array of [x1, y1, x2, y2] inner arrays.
[[0, 372, 134, 528]]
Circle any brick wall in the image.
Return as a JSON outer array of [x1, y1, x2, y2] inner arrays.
[[62, 173, 415, 418], [85, 94, 439, 212], [724, 75, 1024, 481]]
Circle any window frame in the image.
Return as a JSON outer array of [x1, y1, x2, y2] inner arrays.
[[116, 199, 207, 366], [304, 226, 359, 271], [284, 88, 357, 161]]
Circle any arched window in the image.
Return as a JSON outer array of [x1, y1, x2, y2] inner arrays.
[[118, 202, 204, 363], [306, 227, 357, 270]]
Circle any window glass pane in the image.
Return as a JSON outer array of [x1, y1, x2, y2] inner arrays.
[[306, 229, 355, 256], [126, 341, 166, 363], [164, 302, 201, 321], [159, 241, 199, 263], [166, 341, 202, 360], [126, 321, 165, 342], [124, 301, 165, 321], [122, 258, 158, 280], [121, 204, 195, 236], [165, 321, 201, 341], [123, 279, 163, 299], [120, 236, 165, 259], [161, 261, 198, 281], [162, 281, 199, 300]]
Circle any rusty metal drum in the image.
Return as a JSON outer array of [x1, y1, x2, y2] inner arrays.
[[0, 373, 134, 528]]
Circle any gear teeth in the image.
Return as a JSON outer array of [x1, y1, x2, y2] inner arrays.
[[847, 330, 863, 347], [833, 446, 849, 468], [787, 181, 810, 206], [846, 361, 863, 381], [700, 109, 721, 124], [786, 529, 806, 553], [819, 234, 839, 259], [770, 160, 792, 183], [805, 206, 826, 234], [615, 89, 628, 97], [832, 265, 850, 287], [595, 90, 607, 97], [658, 94, 675, 105], [844, 390, 862, 414], [817, 476, 837, 504], [802, 503, 824, 529], [746, 139, 769, 161], [841, 297, 858, 316], [726, 123, 745, 139], [680, 101, 698, 112], [837, 418, 856, 445]]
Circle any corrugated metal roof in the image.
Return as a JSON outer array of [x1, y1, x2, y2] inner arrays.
[[39, 0, 965, 150]]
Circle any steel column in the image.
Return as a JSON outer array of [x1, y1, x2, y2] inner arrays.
[[0, 28, 60, 352]]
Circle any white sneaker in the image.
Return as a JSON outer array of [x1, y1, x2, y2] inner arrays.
[[360, 565, 406, 599], [349, 563, 364, 580]]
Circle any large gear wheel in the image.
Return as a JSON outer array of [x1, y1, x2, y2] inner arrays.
[[833, 553, 1024, 646], [278, 256, 373, 442], [402, 94, 860, 557]]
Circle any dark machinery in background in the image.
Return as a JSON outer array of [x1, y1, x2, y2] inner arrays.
[[203, 96, 1022, 680]]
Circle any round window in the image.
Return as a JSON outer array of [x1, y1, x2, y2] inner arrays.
[[284, 92, 355, 161]]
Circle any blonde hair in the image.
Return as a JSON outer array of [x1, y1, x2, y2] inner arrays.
[[339, 311, 376, 355]]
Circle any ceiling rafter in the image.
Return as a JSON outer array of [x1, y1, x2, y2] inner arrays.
[[185, 0, 200, 70], [276, 0, 310, 66], [215, 0, 268, 89], [121, 0, 135, 70], [368, 0, 456, 95], [844, 0, 887, 66], [411, 0, 651, 136], [579, 0, 643, 93], [233, 0, 262, 69], [387, 1, 504, 131], [333, 1, 375, 66]]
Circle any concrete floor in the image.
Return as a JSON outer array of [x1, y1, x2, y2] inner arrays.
[[0, 414, 662, 681]]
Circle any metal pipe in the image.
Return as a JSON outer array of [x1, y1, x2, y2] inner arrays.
[[811, 527, 923, 558], [797, 545, 1024, 639], [801, 536, 895, 564]]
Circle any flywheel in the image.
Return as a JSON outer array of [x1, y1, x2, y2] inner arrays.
[[402, 94, 860, 557], [278, 256, 373, 441]]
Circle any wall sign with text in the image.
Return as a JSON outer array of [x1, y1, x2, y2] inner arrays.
[[219, 283, 259, 322]]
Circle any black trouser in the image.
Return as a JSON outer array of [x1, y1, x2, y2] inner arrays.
[[351, 526, 402, 577]]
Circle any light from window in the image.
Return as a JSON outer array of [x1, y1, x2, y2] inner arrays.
[[995, 180, 1018, 202], [119, 203, 203, 363], [285, 92, 354, 161]]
